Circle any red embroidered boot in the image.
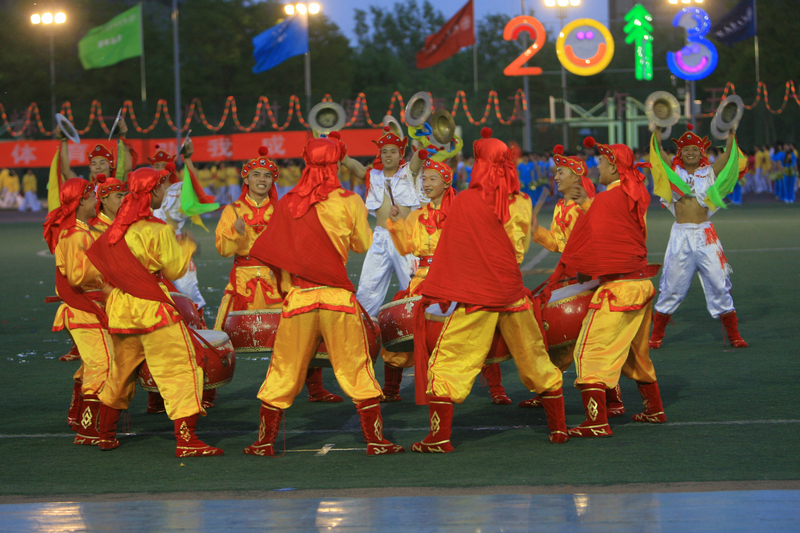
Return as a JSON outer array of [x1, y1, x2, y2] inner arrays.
[[632, 381, 667, 423], [174, 415, 224, 457], [67, 380, 82, 431], [720, 311, 748, 348], [380, 364, 404, 402], [74, 394, 101, 445], [306, 367, 343, 402], [97, 404, 122, 451], [649, 312, 671, 349], [518, 395, 543, 408], [59, 341, 81, 362], [356, 398, 405, 455], [147, 391, 166, 414], [481, 363, 512, 405], [540, 388, 569, 443], [606, 384, 626, 418], [568, 384, 613, 438], [202, 388, 217, 409], [243, 403, 283, 457], [411, 396, 455, 453]]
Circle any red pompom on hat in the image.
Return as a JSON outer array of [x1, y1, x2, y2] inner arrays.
[[95, 173, 107, 184], [553, 144, 564, 156], [165, 162, 176, 174], [328, 131, 342, 140], [383, 126, 391, 132], [418, 149, 430, 160], [583, 137, 596, 148], [481, 127, 492, 138], [258, 146, 269, 156], [687, 124, 694, 131]]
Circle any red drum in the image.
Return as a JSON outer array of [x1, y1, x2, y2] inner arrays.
[[378, 296, 421, 352], [138, 329, 236, 392], [423, 310, 511, 364], [169, 292, 206, 330], [223, 308, 380, 368], [541, 283, 598, 349]]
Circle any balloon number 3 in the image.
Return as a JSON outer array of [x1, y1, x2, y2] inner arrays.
[[503, 16, 546, 76], [666, 7, 718, 81]]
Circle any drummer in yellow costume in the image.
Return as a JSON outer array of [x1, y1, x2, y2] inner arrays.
[[243, 133, 404, 456], [89, 177, 128, 232], [214, 147, 342, 403], [382, 151, 512, 405], [87, 167, 223, 457], [44, 178, 113, 446]]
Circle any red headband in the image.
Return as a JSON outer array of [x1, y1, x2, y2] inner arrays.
[[147, 145, 175, 166], [373, 126, 408, 153], [87, 143, 115, 167], [43, 178, 94, 253]]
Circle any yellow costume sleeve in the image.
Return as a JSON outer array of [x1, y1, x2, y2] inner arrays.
[[215, 205, 245, 257], [506, 193, 532, 264], [386, 210, 419, 256], [56, 227, 103, 290], [125, 220, 195, 280], [315, 190, 372, 260], [532, 221, 561, 252]]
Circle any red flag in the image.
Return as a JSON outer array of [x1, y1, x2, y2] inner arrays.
[[416, 0, 475, 69]]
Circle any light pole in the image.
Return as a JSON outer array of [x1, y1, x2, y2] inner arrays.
[[544, 0, 580, 150], [285, 3, 321, 113], [31, 11, 66, 129]]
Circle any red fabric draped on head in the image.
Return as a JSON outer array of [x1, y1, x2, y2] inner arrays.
[[239, 146, 279, 204], [609, 143, 651, 232], [469, 128, 519, 224], [107, 167, 170, 244], [43, 178, 94, 253], [283, 134, 347, 218]]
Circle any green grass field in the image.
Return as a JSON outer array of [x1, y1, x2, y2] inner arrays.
[[1, 201, 798, 497]]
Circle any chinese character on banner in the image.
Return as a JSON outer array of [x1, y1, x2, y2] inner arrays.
[[206, 137, 233, 159], [67, 143, 90, 164], [11, 144, 37, 166], [261, 135, 286, 157]]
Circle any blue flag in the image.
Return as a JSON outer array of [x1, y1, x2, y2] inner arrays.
[[710, 0, 757, 47], [252, 15, 308, 74]]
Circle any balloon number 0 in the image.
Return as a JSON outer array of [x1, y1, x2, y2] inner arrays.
[[503, 16, 614, 78], [666, 7, 718, 81], [503, 16, 546, 76]]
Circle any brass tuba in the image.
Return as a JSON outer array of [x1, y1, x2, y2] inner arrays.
[[644, 91, 681, 140], [308, 102, 347, 135], [711, 95, 744, 140], [405, 91, 432, 127]]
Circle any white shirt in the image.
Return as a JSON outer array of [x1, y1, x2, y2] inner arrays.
[[365, 163, 422, 215], [661, 164, 719, 217], [153, 182, 189, 234]]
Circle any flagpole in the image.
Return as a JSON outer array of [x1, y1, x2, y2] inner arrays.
[[473, 44, 478, 95], [139, 2, 147, 103], [753, 0, 760, 85], [172, 0, 182, 150]]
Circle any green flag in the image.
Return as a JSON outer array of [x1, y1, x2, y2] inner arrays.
[[78, 5, 142, 70]]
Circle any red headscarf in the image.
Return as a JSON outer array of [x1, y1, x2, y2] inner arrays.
[[239, 146, 279, 204], [584, 137, 650, 231], [469, 128, 518, 224], [283, 133, 347, 218], [94, 175, 129, 216], [43, 178, 95, 253], [552, 144, 596, 199], [106, 166, 171, 244]]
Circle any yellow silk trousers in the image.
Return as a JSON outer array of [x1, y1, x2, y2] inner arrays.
[[69, 328, 114, 396], [257, 309, 382, 409], [427, 303, 562, 403], [99, 322, 205, 420], [573, 300, 657, 388], [213, 265, 281, 330]]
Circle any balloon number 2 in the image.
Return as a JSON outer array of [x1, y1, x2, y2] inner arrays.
[[503, 16, 546, 76], [666, 7, 718, 81], [503, 16, 614, 78]]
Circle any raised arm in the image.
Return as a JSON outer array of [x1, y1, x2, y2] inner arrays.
[[55, 128, 78, 179], [653, 127, 671, 164], [712, 130, 736, 176], [341, 155, 367, 179]]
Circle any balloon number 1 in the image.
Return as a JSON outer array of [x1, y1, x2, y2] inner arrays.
[[503, 16, 546, 76], [667, 7, 718, 81]]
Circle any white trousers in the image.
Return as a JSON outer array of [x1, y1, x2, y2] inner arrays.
[[655, 221, 735, 318], [172, 258, 207, 310], [356, 226, 414, 317], [18, 192, 41, 212]]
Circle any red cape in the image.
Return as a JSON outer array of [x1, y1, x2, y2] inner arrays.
[[421, 188, 527, 307]]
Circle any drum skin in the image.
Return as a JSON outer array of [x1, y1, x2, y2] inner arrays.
[[169, 292, 206, 330], [223, 308, 380, 368], [138, 329, 236, 392], [378, 296, 422, 353]]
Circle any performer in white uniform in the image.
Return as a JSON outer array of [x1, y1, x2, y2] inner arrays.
[[151, 142, 207, 312], [343, 127, 424, 317], [649, 125, 747, 349]]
